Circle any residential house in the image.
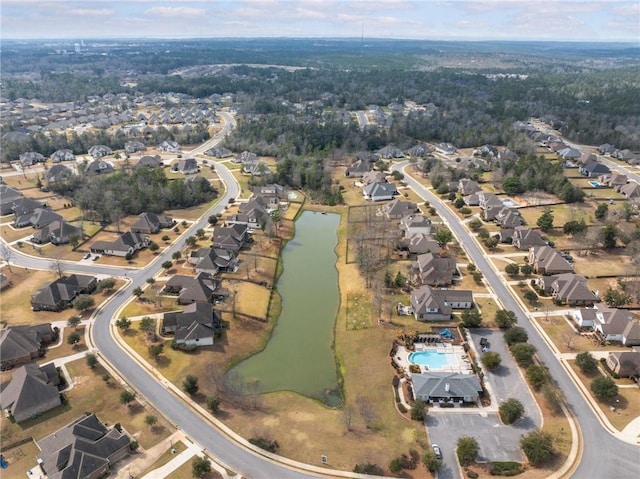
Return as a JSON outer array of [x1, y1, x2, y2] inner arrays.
[[50, 149, 75, 163], [157, 140, 181, 152], [0, 324, 55, 368], [594, 311, 640, 346], [549, 273, 597, 306], [124, 140, 146, 154], [497, 150, 518, 163], [495, 207, 524, 228], [361, 170, 387, 185], [11, 197, 44, 219], [400, 233, 442, 255], [31, 274, 97, 311], [15, 207, 62, 229], [32, 220, 82, 245], [253, 184, 286, 210], [355, 151, 379, 163], [529, 246, 574, 275], [0, 363, 61, 422], [172, 158, 198, 174], [382, 199, 419, 220], [414, 252, 457, 286], [242, 160, 270, 176], [131, 212, 174, 234], [510, 226, 547, 250], [435, 143, 457, 155], [412, 372, 482, 404], [19, 151, 45, 166], [46, 164, 73, 184], [405, 144, 431, 158], [400, 214, 432, 237], [557, 147, 582, 160], [606, 349, 640, 378], [212, 224, 248, 252], [458, 179, 481, 196], [363, 182, 398, 201], [0, 186, 23, 215], [189, 247, 239, 275], [463, 193, 480, 207], [473, 145, 498, 157], [164, 273, 228, 305], [613, 149, 639, 163], [205, 146, 233, 158], [233, 151, 257, 164], [226, 196, 269, 229], [410, 285, 473, 321], [345, 159, 371, 178], [618, 182, 640, 199], [136, 155, 163, 168], [599, 144, 617, 156], [478, 192, 503, 217], [576, 152, 597, 166], [579, 162, 610, 177], [88, 145, 113, 158], [599, 173, 627, 188], [85, 160, 115, 176], [36, 413, 130, 479], [90, 231, 150, 257], [162, 302, 223, 347], [376, 145, 404, 159]]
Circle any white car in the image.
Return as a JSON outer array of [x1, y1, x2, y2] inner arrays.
[[432, 444, 442, 459], [83, 253, 91, 260]]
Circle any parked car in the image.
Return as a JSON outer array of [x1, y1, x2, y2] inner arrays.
[[92, 255, 100, 261], [83, 252, 91, 260], [480, 337, 489, 347], [432, 444, 442, 459]]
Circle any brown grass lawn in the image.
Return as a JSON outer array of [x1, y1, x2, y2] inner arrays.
[[568, 361, 640, 431], [571, 250, 636, 278], [169, 456, 222, 479], [230, 281, 271, 318], [0, 359, 172, 454], [519, 203, 596, 228], [1, 173, 41, 190], [0, 439, 40, 479], [456, 270, 494, 294], [0, 225, 35, 243], [511, 284, 567, 314], [165, 196, 222, 221], [228, 171, 253, 200], [475, 298, 501, 326], [119, 295, 180, 319], [535, 315, 621, 353]]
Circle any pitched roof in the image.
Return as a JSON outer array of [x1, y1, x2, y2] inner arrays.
[[363, 181, 398, 198], [0, 328, 41, 362], [412, 372, 482, 399], [382, 199, 418, 218], [0, 363, 61, 421], [415, 253, 457, 285]]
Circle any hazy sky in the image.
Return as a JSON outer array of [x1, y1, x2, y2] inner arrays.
[[2, 0, 638, 42]]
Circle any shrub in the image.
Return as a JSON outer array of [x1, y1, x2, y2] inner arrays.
[[182, 375, 199, 395], [510, 343, 536, 367], [206, 396, 221, 413], [411, 399, 427, 421], [457, 436, 478, 466], [494, 310, 517, 329], [422, 449, 442, 473], [526, 365, 549, 390], [129, 440, 139, 451], [461, 309, 482, 328], [504, 327, 528, 345], [575, 352, 598, 374], [481, 351, 502, 370], [249, 437, 279, 453], [489, 461, 524, 476], [499, 398, 524, 424], [590, 376, 618, 401], [353, 463, 384, 475], [520, 430, 554, 466], [192, 456, 212, 478]]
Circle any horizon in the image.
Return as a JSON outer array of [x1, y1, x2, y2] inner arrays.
[[2, 1, 639, 43]]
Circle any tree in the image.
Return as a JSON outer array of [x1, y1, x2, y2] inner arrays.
[[521, 264, 534, 276], [206, 395, 221, 413], [590, 376, 618, 401], [536, 209, 554, 231], [504, 326, 528, 345], [503, 176, 524, 195], [524, 289, 538, 305], [207, 215, 218, 225], [73, 294, 95, 312], [411, 399, 427, 421], [116, 317, 131, 331], [67, 316, 82, 329], [575, 352, 598, 374], [454, 197, 466, 209], [481, 351, 502, 370], [196, 228, 206, 240], [434, 228, 453, 247], [183, 375, 199, 395], [139, 316, 156, 337], [49, 258, 66, 278], [600, 224, 618, 249], [422, 449, 442, 473], [469, 218, 483, 232], [526, 365, 549, 390], [133, 286, 144, 298], [603, 287, 631, 307], [510, 343, 537, 367], [520, 430, 555, 466], [460, 309, 482, 328], [144, 414, 157, 428], [595, 203, 608, 221], [172, 251, 182, 260], [85, 352, 98, 368], [185, 236, 197, 247], [149, 241, 159, 253], [0, 243, 13, 272], [96, 277, 116, 292], [495, 310, 517, 329], [67, 331, 81, 346], [485, 236, 499, 250], [456, 436, 478, 466], [162, 234, 171, 243], [162, 260, 173, 269], [120, 390, 136, 406], [505, 263, 520, 277], [499, 398, 524, 424], [563, 219, 587, 236], [192, 456, 211, 478], [148, 344, 164, 362], [394, 271, 407, 288]]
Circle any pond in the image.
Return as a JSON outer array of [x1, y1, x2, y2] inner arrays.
[[230, 211, 342, 407]]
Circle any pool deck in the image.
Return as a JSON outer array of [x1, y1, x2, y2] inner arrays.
[[395, 343, 473, 375]]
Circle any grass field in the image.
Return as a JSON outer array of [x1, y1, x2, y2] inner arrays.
[[137, 441, 188, 477], [519, 203, 596, 227]]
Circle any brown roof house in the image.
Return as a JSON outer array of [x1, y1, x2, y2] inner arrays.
[[0, 363, 61, 422], [226, 196, 269, 229], [410, 285, 473, 321], [0, 324, 55, 368], [164, 273, 228, 305], [35, 413, 130, 479], [382, 199, 419, 220], [529, 246, 574, 275], [91, 231, 150, 257], [511, 227, 547, 250], [413, 252, 458, 286], [131, 212, 174, 234], [212, 224, 249, 252], [162, 302, 223, 347], [32, 220, 82, 245], [549, 273, 597, 306], [400, 214, 432, 237], [345, 159, 372, 178], [31, 274, 97, 312], [594, 311, 640, 346], [172, 158, 198, 174], [189, 247, 239, 275]]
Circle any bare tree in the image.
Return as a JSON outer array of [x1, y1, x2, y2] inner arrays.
[[50, 258, 66, 278], [357, 397, 378, 429], [562, 331, 577, 350], [0, 243, 13, 272], [342, 406, 355, 432]]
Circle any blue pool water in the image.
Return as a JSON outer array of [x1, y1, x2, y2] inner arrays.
[[409, 350, 457, 369], [589, 181, 602, 187]]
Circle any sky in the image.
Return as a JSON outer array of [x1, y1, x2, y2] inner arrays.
[[1, 0, 638, 42]]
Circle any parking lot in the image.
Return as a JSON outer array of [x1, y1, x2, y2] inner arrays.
[[424, 329, 541, 478]]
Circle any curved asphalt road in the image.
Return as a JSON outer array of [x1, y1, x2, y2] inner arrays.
[[394, 162, 640, 479]]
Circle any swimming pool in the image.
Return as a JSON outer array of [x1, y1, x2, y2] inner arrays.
[[409, 350, 457, 369], [589, 181, 602, 187]]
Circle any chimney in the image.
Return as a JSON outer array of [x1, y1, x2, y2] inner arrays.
[[445, 383, 450, 392]]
